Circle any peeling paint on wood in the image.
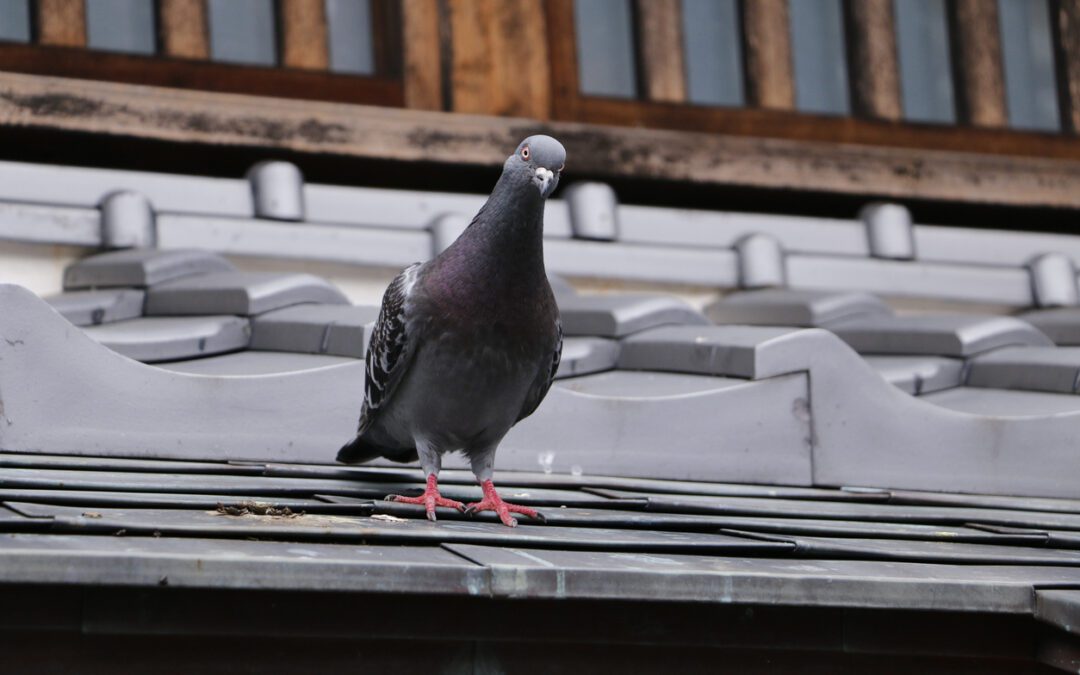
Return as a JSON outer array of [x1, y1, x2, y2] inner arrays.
[[0, 72, 1078, 209]]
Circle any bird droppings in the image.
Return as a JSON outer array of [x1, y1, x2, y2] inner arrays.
[[571, 465, 584, 477], [370, 514, 409, 523], [215, 501, 303, 518], [81, 511, 102, 519], [537, 451, 555, 474]]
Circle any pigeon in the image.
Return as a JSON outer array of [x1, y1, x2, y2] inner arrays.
[[337, 135, 565, 527]]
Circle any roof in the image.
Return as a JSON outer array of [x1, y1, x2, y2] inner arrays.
[[5, 157, 1080, 670]]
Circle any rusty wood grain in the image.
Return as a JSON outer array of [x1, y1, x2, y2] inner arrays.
[[949, 0, 1008, 128], [741, 0, 794, 110], [37, 0, 86, 47], [159, 0, 209, 59], [843, 0, 901, 121], [635, 0, 686, 103], [402, 0, 442, 110], [280, 0, 329, 70], [448, 0, 550, 119]]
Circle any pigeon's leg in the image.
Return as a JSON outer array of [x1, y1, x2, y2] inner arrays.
[[384, 442, 465, 521], [463, 449, 544, 527]]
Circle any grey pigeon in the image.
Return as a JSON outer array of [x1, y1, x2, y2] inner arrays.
[[337, 135, 565, 527]]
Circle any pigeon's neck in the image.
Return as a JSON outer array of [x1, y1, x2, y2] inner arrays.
[[437, 177, 548, 299]]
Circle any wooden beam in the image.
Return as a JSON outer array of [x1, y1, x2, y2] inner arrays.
[[741, 0, 794, 110], [634, 0, 686, 103], [36, 0, 86, 47], [280, 0, 329, 70], [159, 0, 209, 60], [401, 0, 443, 110], [1052, 0, 1080, 134], [843, 0, 901, 121], [447, 0, 550, 119], [1, 71, 1078, 210], [948, 0, 1008, 128]]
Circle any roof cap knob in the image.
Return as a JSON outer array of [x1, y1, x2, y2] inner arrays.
[[564, 182, 619, 241], [735, 232, 786, 289], [247, 161, 305, 221], [99, 191, 156, 249], [1028, 252, 1079, 308], [861, 202, 915, 260]]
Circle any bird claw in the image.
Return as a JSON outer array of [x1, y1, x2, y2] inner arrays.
[[384, 491, 466, 522]]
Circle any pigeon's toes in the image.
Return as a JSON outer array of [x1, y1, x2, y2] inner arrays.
[[465, 480, 545, 528], [383, 474, 465, 521]]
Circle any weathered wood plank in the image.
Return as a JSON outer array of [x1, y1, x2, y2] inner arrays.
[[0, 72, 1078, 209], [1053, 0, 1080, 134], [159, 0, 209, 59], [280, 0, 329, 70], [635, 0, 686, 103], [447, 0, 550, 118], [402, 0, 443, 110], [843, 0, 901, 121], [949, 0, 1008, 127], [741, 0, 794, 110], [37, 0, 86, 47]]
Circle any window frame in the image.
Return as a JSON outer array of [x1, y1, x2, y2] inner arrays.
[[0, 0, 404, 107], [544, 0, 1080, 162]]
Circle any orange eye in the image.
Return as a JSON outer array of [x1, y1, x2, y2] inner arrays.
[[521, 146, 530, 160]]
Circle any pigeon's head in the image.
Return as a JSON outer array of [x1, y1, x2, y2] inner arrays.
[[506, 135, 565, 199]]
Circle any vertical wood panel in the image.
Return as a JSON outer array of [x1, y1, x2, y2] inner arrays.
[[448, 0, 550, 119], [37, 0, 86, 47], [635, 0, 686, 102], [1052, 0, 1080, 134], [948, 0, 1008, 127], [843, 0, 901, 120], [159, 0, 209, 59], [280, 0, 329, 69], [402, 0, 442, 110], [741, 0, 794, 109], [544, 0, 581, 120]]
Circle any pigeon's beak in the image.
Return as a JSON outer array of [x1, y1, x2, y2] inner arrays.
[[534, 167, 557, 198]]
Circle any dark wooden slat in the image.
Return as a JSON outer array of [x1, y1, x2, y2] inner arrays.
[[843, 0, 901, 121], [2, 71, 1079, 210], [36, 0, 86, 47], [1052, 0, 1080, 134], [159, 0, 209, 59], [634, 0, 686, 103], [280, 0, 329, 70], [544, 0, 582, 118], [401, 0, 442, 110], [0, 43, 403, 106], [948, 0, 1008, 128], [741, 0, 794, 110], [447, 0, 550, 118]]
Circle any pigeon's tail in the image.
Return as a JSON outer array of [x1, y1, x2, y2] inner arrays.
[[336, 435, 417, 464]]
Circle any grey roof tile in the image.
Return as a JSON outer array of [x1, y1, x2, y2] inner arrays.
[[706, 289, 891, 327], [82, 316, 251, 363], [967, 346, 1080, 394], [555, 370, 747, 397], [555, 337, 620, 378], [788, 254, 1033, 305], [921, 387, 1080, 416], [829, 314, 1052, 357], [157, 351, 356, 375], [862, 355, 963, 395], [617, 324, 809, 379], [63, 249, 237, 290], [249, 304, 379, 358], [1018, 307, 1080, 345], [44, 289, 145, 326], [144, 271, 349, 316], [558, 293, 709, 338]]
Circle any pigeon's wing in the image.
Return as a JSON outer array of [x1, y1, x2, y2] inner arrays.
[[516, 318, 562, 424], [356, 262, 423, 435]]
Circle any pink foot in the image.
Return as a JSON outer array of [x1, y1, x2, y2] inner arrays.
[[385, 474, 465, 521], [464, 480, 546, 528]]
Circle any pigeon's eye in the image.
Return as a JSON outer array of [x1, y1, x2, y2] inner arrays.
[[521, 146, 530, 160]]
